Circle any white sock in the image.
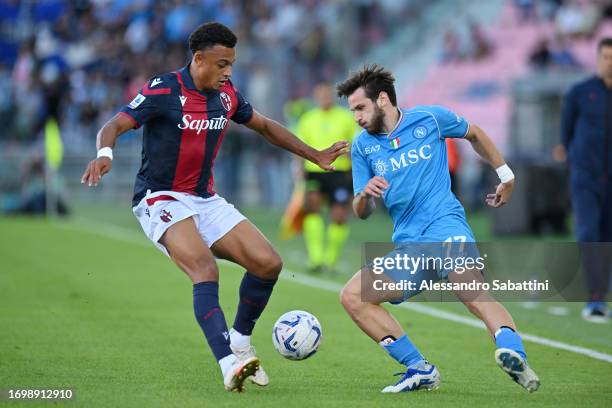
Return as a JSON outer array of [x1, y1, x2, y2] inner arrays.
[[229, 328, 251, 349], [378, 336, 396, 348], [219, 354, 238, 377]]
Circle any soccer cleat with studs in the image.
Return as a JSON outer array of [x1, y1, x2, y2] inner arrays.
[[230, 344, 269, 386], [223, 356, 260, 392], [495, 348, 540, 392]]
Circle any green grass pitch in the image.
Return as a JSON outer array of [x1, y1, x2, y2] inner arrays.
[[1, 207, 611, 407]]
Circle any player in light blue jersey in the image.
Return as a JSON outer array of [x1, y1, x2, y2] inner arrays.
[[336, 65, 540, 393]]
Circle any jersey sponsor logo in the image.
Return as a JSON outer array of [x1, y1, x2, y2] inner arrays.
[[178, 114, 228, 134], [413, 126, 427, 139], [128, 93, 146, 109], [150, 78, 163, 87], [364, 145, 381, 154], [374, 159, 388, 176], [220, 92, 232, 111], [179, 95, 187, 107], [389, 144, 432, 171]]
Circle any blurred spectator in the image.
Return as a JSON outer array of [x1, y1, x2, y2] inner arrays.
[[440, 22, 493, 64], [556, 0, 602, 38], [0, 1, 445, 209], [513, 0, 537, 23], [529, 34, 582, 71], [0, 63, 13, 133], [467, 21, 493, 60], [549, 34, 581, 70], [440, 29, 462, 63], [529, 38, 553, 69], [1, 0, 419, 150], [3, 156, 70, 216]]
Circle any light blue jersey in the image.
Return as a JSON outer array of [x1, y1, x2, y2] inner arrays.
[[352, 105, 473, 243]]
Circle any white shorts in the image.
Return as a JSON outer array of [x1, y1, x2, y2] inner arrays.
[[132, 190, 246, 256]]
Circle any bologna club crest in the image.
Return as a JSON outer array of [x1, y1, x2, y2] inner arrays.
[[220, 92, 232, 111], [160, 210, 173, 223]]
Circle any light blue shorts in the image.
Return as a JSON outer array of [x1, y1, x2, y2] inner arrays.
[[381, 215, 480, 304]]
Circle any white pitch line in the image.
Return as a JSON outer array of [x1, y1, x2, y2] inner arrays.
[[282, 272, 612, 363], [54, 217, 612, 364]]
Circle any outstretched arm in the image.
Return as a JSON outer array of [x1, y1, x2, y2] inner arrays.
[[81, 113, 135, 186], [245, 110, 348, 171], [464, 124, 514, 207]]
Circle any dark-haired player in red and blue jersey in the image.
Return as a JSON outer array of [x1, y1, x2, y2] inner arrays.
[[81, 22, 348, 392]]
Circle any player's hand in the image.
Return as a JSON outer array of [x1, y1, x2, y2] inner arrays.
[[486, 180, 513, 208], [81, 157, 112, 187], [314, 141, 349, 171], [363, 176, 389, 198]]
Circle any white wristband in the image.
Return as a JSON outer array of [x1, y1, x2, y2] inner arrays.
[[496, 164, 514, 183], [97, 147, 113, 160]]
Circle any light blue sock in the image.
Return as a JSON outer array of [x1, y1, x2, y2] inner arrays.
[[495, 327, 527, 361], [380, 334, 424, 368]]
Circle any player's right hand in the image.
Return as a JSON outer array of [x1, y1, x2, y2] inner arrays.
[[363, 176, 389, 198], [81, 157, 112, 187]]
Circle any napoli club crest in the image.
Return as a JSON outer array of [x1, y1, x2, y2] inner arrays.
[[413, 126, 427, 139], [220, 92, 232, 111]]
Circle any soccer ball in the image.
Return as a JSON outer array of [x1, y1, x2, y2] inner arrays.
[[272, 310, 322, 360]]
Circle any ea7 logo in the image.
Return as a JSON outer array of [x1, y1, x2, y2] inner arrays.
[[390, 145, 432, 171], [364, 145, 381, 154]]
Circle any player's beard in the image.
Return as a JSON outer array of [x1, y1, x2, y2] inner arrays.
[[367, 105, 386, 134]]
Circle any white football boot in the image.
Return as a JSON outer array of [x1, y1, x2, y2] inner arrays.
[[495, 348, 540, 392], [230, 344, 269, 386], [223, 355, 260, 392], [381, 361, 441, 393]]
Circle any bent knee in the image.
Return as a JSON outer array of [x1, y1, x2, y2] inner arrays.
[[265, 253, 284, 277], [463, 300, 485, 316], [340, 284, 361, 311], [252, 251, 283, 279], [181, 254, 219, 283]]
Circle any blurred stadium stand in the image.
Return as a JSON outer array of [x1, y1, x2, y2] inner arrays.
[[0, 0, 428, 208], [1, 0, 612, 235], [394, 0, 612, 234]]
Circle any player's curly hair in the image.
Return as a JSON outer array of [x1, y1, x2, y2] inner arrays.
[[336, 64, 397, 106], [189, 22, 237, 54]]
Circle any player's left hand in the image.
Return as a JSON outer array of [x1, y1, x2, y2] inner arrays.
[[314, 141, 350, 171], [486, 180, 514, 208], [81, 157, 112, 187]]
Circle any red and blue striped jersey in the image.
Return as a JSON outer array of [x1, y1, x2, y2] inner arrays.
[[120, 64, 253, 206]]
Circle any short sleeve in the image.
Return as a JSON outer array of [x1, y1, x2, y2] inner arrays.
[[428, 105, 469, 139], [231, 89, 254, 124], [351, 137, 373, 195], [119, 91, 163, 129]]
